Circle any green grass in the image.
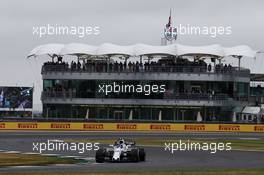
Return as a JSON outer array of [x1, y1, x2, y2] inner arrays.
[[0, 153, 80, 167], [1, 169, 264, 175]]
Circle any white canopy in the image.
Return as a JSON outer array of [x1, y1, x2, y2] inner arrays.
[[60, 43, 97, 56], [96, 43, 134, 56], [177, 44, 224, 57], [28, 43, 64, 58], [27, 43, 257, 58], [134, 43, 177, 56]]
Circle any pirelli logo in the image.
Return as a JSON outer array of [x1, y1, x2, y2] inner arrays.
[[150, 124, 171, 130], [219, 125, 240, 131], [184, 124, 205, 131], [51, 123, 71, 129], [117, 124, 137, 130], [18, 123, 38, 129], [0, 123, 5, 128], [83, 124, 104, 130], [254, 126, 264, 132]]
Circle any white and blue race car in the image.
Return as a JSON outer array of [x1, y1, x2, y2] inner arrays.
[[95, 138, 146, 163]]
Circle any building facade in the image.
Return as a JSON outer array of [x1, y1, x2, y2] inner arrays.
[[26, 43, 256, 122]]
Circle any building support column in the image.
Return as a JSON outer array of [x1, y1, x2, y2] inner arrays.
[[107, 106, 110, 119]]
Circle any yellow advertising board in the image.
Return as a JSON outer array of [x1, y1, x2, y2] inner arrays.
[[0, 122, 263, 132]]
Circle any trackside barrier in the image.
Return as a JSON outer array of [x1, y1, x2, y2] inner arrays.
[[0, 122, 264, 132]]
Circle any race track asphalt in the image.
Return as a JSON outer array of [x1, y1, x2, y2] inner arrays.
[[0, 131, 264, 173]]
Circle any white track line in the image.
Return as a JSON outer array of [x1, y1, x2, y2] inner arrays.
[[49, 139, 65, 142], [23, 152, 41, 155], [41, 153, 59, 156], [238, 137, 261, 140], [60, 155, 81, 158], [52, 164, 78, 166], [10, 166, 42, 168], [91, 162, 100, 165], [233, 148, 264, 152], [4, 151, 21, 154], [1, 149, 93, 162], [79, 157, 95, 160]]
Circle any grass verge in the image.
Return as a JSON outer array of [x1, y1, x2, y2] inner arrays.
[[0, 153, 80, 167]]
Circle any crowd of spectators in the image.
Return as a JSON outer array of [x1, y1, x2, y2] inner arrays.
[[43, 56, 236, 74], [43, 57, 69, 71]]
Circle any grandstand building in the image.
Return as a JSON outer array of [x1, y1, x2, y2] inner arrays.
[[28, 43, 259, 122]]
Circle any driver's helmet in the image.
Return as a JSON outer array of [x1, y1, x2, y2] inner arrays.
[[118, 138, 125, 145]]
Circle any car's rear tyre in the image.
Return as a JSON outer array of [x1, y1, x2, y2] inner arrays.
[[139, 148, 146, 161], [95, 148, 106, 163], [131, 148, 139, 162]]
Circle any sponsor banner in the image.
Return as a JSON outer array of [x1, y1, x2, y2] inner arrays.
[[0, 122, 263, 132], [83, 123, 104, 130], [0, 123, 5, 129], [18, 123, 38, 129], [50, 123, 71, 129], [254, 125, 264, 132], [218, 125, 240, 131], [184, 124, 206, 131], [117, 123, 137, 130], [150, 124, 171, 130]]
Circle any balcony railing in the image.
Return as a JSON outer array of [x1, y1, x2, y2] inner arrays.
[[41, 64, 250, 77], [42, 91, 235, 101]]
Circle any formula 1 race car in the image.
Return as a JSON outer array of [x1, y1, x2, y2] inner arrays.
[[95, 138, 146, 163]]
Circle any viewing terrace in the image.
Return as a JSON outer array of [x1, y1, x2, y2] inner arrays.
[[27, 43, 255, 78], [41, 58, 250, 77]]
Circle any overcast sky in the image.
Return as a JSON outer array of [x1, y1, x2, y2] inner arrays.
[[0, 0, 263, 111]]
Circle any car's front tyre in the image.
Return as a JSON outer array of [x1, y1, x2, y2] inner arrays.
[[139, 148, 146, 161], [131, 148, 140, 162], [95, 148, 106, 163]]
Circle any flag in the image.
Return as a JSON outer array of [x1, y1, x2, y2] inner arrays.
[[166, 9, 172, 28]]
